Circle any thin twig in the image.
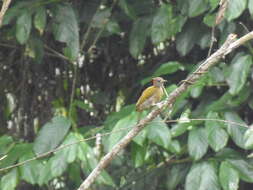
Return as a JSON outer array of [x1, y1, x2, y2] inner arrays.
[[0, 126, 133, 172], [0, 117, 248, 172], [44, 45, 70, 61]]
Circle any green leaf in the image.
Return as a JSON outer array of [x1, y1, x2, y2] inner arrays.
[[188, 128, 208, 160], [1, 169, 18, 190], [106, 20, 121, 34], [188, 0, 209, 17], [2, 1, 30, 25], [50, 153, 68, 177], [205, 112, 228, 152], [151, 4, 173, 43], [171, 109, 192, 137], [209, 0, 220, 10], [151, 4, 186, 44], [176, 20, 203, 56], [27, 36, 44, 64], [226, 53, 253, 95], [244, 128, 253, 149], [16, 10, 32, 44], [0, 135, 13, 155], [34, 7, 47, 35], [60, 133, 79, 163], [38, 163, 53, 186], [33, 116, 71, 155], [131, 142, 146, 167], [0, 143, 31, 168], [228, 159, 253, 183], [19, 151, 43, 185], [190, 84, 204, 98], [226, 0, 247, 21], [119, 0, 137, 19], [203, 13, 215, 27], [133, 128, 147, 146], [129, 17, 152, 58], [219, 161, 239, 190], [249, 0, 253, 17], [166, 164, 190, 190], [224, 112, 247, 148], [104, 105, 135, 129], [108, 112, 138, 150], [167, 140, 181, 154], [215, 148, 242, 160], [52, 4, 79, 60], [141, 61, 184, 85], [78, 140, 115, 187], [185, 162, 220, 190], [146, 117, 171, 149]]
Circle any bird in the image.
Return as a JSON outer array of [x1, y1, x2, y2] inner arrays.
[[136, 77, 167, 112]]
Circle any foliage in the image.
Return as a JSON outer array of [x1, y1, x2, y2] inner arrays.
[[1, 0, 253, 190]]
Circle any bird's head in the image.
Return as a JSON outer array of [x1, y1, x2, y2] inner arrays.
[[152, 77, 167, 87]]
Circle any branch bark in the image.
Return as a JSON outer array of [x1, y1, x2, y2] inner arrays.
[[0, 0, 12, 27], [77, 32, 253, 190]]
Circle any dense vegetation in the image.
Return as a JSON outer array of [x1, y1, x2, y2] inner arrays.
[[1, 0, 253, 189]]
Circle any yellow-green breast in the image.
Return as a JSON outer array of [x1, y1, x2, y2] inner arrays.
[[136, 86, 164, 112]]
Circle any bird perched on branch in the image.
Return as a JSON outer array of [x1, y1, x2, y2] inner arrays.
[[136, 77, 167, 112]]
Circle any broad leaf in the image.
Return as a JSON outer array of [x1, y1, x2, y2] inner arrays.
[[19, 151, 43, 185], [34, 7, 47, 35], [205, 112, 228, 152], [176, 20, 203, 56], [131, 142, 146, 167], [227, 53, 253, 95], [50, 153, 68, 177], [166, 164, 189, 189], [60, 132, 79, 163], [33, 116, 71, 155], [151, 4, 173, 43], [38, 163, 52, 186], [188, 127, 208, 160], [224, 112, 247, 148], [16, 10, 32, 44], [226, 0, 247, 21], [0, 143, 31, 168], [244, 128, 253, 149], [141, 61, 184, 85], [119, 0, 137, 19], [0, 169, 18, 190], [52, 4, 79, 60], [228, 159, 253, 183], [108, 112, 137, 150], [0, 135, 13, 155], [219, 161, 239, 190], [129, 17, 152, 58], [185, 162, 220, 190], [249, 0, 253, 17], [146, 117, 171, 149], [171, 109, 192, 137], [188, 0, 209, 17]]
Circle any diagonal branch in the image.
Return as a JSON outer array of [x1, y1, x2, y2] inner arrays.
[[77, 32, 253, 190], [0, 0, 12, 27]]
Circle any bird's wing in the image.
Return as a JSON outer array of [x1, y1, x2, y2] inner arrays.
[[136, 86, 157, 110]]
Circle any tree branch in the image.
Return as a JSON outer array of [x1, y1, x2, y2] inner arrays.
[[77, 32, 253, 190], [0, 0, 12, 27]]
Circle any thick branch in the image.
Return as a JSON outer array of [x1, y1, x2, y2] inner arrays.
[[77, 32, 252, 190]]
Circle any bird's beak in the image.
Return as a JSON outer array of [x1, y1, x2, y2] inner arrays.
[[162, 79, 167, 83]]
